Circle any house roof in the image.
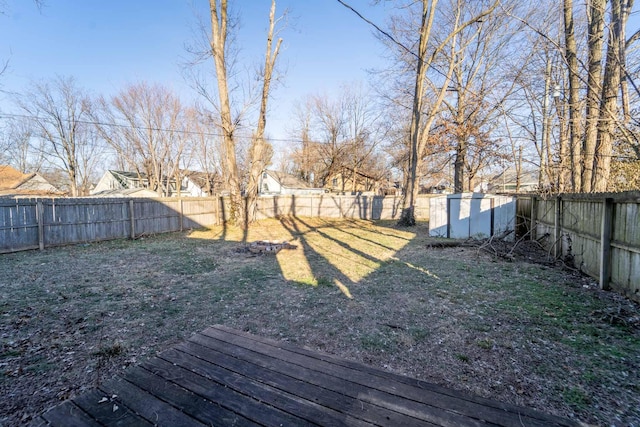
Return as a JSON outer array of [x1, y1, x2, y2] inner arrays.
[[265, 170, 314, 189], [0, 165, 62, 196], [490, 169, 539, 185], [89, 188, 161, 198], [0, 165, 35, 190], [183, 170, 221, 186]]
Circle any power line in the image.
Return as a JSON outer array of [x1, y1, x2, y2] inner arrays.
[[2, 111, 638, 161], [0, 112, 308, 145]]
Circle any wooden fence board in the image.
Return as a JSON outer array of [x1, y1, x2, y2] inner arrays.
[[0, 195, 432, 254], [518, 192, 640, 303], [0, 199, 39, 252]]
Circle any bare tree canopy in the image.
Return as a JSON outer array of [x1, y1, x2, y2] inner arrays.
[[15, 76, 98, 196], [290, 85, 388, 193], [94, 82, 190, 197]]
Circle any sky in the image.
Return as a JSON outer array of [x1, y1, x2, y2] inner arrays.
[[0, 0, 393, 157], [2, 1, 639, 166]]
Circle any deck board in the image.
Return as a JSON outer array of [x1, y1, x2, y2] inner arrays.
[[175, 340, 428, 426], [34, 325, 581, 427]]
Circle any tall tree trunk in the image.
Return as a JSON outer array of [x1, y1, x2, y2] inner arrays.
[[620, 1, 633, 124], [540, 58, 552, 188], [398, 0, 434, 226], [563, 0, 582, 191], [582, 0, 606, 192], [593, 0, 623, 192], [453, 91, 466, 192], [67, 165, 78, 197], [453, 142, 467, 192], [516, 145, 523, 192], [245, 0, 282, 225], [209, 0, 242, 223], [351, 165, 358, 193], [554, 88, 569, 192]]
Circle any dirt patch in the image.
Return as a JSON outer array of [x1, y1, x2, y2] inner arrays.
[[1, 218, 638, 426]]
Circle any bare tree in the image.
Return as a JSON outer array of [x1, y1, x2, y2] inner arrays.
[[197, 1, 285, 225], [592, 0, 630, 191], [291, 94, 348, 187], [290, 85, 386, 192], [353, 0, 499, 224], [16, 76, 94, 196], [559, 0, 584, 192], [245, 0, 282, 223], [207, 0, 243, 221], [0, 116, 46, 172], [95, 82, 189, 197], [187, 106, 223, 195], [431, 0, 526, 192], [578, 0, 605, 192]]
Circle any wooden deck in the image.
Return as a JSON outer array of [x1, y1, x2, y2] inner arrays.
[[33, 325, 579, 426]]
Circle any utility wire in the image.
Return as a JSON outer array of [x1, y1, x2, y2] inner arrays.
[[2, 112, 638, 160], [0, 112, 310, 145], [335, 0, 449, 79]]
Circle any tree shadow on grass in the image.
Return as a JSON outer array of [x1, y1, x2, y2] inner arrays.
[[275, 217, 436, 299], [186, 216, 439, 300]]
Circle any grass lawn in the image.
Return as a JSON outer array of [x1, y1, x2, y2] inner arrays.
[[1, 217, 639, 425]]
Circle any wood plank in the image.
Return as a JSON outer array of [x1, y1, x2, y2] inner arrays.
[[214, 324, 554, 418], [27, 416, 50, 427], [122, 365, 259, 427], [175, 340, 435, 427], [34, 325, 581, 427], [39, 401, 102, 427], [205, 325, 579, 427], [140, 356, 313, 426], [167, 343, 424, 427], [190, 330, 528, 427], [98, 375, 208, 427], [72, 387, 153, 427]]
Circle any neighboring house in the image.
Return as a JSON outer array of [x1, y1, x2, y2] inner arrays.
[[489, 169, 539, 193], [0, 165, 63, 197], [181, 171, 222, 197], [259, 170, 325, 196], [91, 171, 153, 196], [91, 170, 214, 197], [325, 167, 386, 194], [419, 177, 452, 194]]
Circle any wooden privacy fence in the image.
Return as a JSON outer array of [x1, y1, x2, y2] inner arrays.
[[0, 197, 219, 254], [0, 195, 432, 254], [517, 192, 640, 303]]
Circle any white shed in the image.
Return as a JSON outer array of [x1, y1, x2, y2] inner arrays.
[[429, 193, 515, 240]]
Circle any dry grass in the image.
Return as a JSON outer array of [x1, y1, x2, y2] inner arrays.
[[1, 217, 639, 426]]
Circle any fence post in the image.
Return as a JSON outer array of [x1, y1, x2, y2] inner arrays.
[[179, 198, 184, 232], [554, 196, 562, 258], [129, 200, 135, 239], [215, 196, 220, 225], [530, 196, 537, 240], [599, 198, 614, 290], [37, 200, 44, 250], [446, 196, 451, 238]]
